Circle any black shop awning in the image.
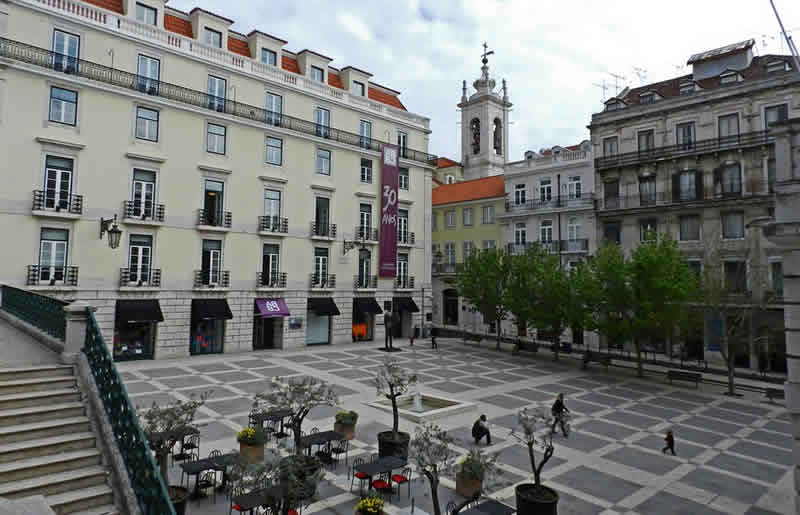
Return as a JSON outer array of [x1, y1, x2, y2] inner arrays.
[[115, 300, 164, 324], [393, 297, 420, 313], [308, 297, 341, 316], [191, 299, 233, 321], [353, 297, 383, 315]]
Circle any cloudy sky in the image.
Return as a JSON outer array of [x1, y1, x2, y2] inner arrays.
[[168, 0, 800, 161]]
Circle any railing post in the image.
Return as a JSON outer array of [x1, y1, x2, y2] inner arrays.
[[62, 301, 95, 364]]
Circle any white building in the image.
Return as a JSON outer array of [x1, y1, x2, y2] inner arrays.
[[0, 0, 435, 360]]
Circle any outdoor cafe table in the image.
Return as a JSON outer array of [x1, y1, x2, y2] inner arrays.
[[231, 485, 285, 514], [353, 456, 407, 491], [146, 426, 199, 447], [298, 430, 342, 459], [251, 408, 293, 436], [459, 499, 516, 515], [179, 452, 238, 497]]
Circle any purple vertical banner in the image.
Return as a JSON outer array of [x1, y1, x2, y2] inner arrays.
[[379, 144, 399, 278]]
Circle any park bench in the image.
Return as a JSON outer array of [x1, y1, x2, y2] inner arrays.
[[462, 332, 482, 344], [667, 369, 701, 388], [765, 387, 785, 404], [582, 350, 612, 370]]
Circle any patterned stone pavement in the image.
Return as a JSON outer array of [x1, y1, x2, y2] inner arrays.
[[118, 339, 793, 515]]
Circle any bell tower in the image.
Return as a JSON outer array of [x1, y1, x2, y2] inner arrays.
[[459, 43, 512, 180]]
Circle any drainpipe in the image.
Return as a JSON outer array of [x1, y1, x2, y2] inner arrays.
[[557, 174, 562, 267]]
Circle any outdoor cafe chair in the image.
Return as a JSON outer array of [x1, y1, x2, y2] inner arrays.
[[330, 438, 349, 467], [196, 471, 217, 504], [372, 472, 393, 499], [392, 467, 412, 499], [350, 457, 370, 494]]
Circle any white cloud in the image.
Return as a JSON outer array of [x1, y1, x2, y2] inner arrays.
[[168, 0, 800, 161]]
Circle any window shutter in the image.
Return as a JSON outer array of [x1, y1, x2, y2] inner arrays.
[[695, 171, 704, 199], [671, 173, 680, 202]]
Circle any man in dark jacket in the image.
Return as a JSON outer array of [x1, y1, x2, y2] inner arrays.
[[472, 414, 491, 445], [384, 310, 394, 350], [551, 393, 570, 437]]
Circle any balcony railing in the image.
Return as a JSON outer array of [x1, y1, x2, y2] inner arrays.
[[355, 226, 379, 241], [432, 263, 463, 274], [197, 209, 232, 228], [123, 200, 165, 222], [595, 130, 774, 170], [507, 243, 533, 255], [0, 36, 437, 166], [398, 231, 415, 245], [258, 216, 289, 233], [310, 273, 336, 289], [26, 265, 79, 286], [395, 276, 415, 289], [599, 179, 772, 210], [193, 270, 230, 288], [353, 275, 378, 289], [505, 195, 594, 213], [311, 221, 337, 238], [120, 267, 161, 287], [560, 239, 589, 252], [32, 190, 83, 214], [0, 284, 68, 341], [257, 271, 287, 288]]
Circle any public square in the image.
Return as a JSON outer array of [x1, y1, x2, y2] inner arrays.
[[117, 338, 794, 515]]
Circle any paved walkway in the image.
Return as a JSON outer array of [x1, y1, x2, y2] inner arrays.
[[118, 338, 793, 515], [0, 317, 58, 367]]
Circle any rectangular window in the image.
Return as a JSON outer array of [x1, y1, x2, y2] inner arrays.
[[640, 93, 655, 104], [53, 29, 80, 73], [483, 240, 496, 250], [720, 72, 738, 85], [688, 260, 702, 278], [718, 163, 742, 196], [48, 87, 77, 126], [718, 113, 740, 139], [602, 136, 618, 156], [676, 170, 699, 201], [462, 241, 474, 261], [359, 120, 372, 148], [353, 81, 365, 96], [767, 61, 788, 73], [768, 158, 776, 191], [481, 205, 495, 224], [314, 247, 329, 283], [316, 149, 331, 175], [207, 75, 226, 112], [540, 220, 553, 243], [204, 28, 222, 48], [398, 208, 409, 243], [772, 261, 784, 296], [604, 221, 621, 244], [266, 137, 282, 165], [360, 158, 373, 183], [724, 261, 747, 293], [135, 107, 159, 142], [44, 156, 73, 210], [639, 176, 656, 206], [676, 122, 695, 148], [261, 48, 277, 66], [128, 234, 153, 284], [604, 180, 620, 209], [432, 212, 438, 231], [444, 243, 456, 264], [637, 129, 654, 152], [315, 107, 330, 138], [397, 253, 409, 282], [515, 223, 527, 245], [137, 54, 160, 94], [206, 123, 226, 155], [399, 167, 409, 190], [640, 218, 657, 241], [765, 104, 789, 128], [310, 65, 324, 82], [567, 217, 581, 241], [266, 93, 282, 126], [264, 189, 281, 229], [201, 239, 222, 285], [445, 210, 456, 228], [397, 131, 408, 158], [39, 228, 69, 283], [539, 178, 552, 202], [314, 197, 331, 235], [262, 243, 280, 285], [568, 176, 582, 199], [514, 184, 526, 205], [131, 169, 156, 218], [680, 82, 694, 95], [135, 2, 157, 25], [462, 207, 473, 226], [679, 215, 700, 241], [203, 179, 224, 226], [722, 211, 744, 239], [359, 204, 372, 238]]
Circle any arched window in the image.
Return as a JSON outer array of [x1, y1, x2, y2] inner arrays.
[[493, 118, 502, 155], [446, 175, 455, 184], [470, 118, 480, 155]]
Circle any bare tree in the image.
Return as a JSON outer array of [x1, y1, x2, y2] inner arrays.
[[410, 423, 457, 515], [374, 358, 417, 439], [509, 406, 557, 488]]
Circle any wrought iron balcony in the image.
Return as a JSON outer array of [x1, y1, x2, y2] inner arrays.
[[505, 195, 595, 213], [432, 263, 463, 275], [32, 190, 83, 214], [395, 276, 415, 289], [197, 209, 232, 228], [506, 243, 533, 255], [560, 239, 589, 252], [26, 265, 78, 286], [353, 275, 378, 289], [119, 267, 162, 287], [599, 179, 772, 211], [193, 270, 230, 288], [397, 231, 415, 245], [257, 271, 287, 288], [354, 226, 379, 241], [123, 200, 165, 222], [259, 216, 289, 233], [311, 221, 337, 238], [595, 130, 774, 171], [0, 37, 438, 166], [310, 273, 336, 289]]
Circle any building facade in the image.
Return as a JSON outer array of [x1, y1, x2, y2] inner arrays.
[[589, 39, 799, 370], [0, 0, 435, 360]]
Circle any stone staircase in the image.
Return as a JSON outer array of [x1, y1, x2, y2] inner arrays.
[[0, 364, 118, 515]]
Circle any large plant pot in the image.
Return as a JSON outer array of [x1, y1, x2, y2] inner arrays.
[[240, 442, 265, 464], [169, 485, 189, 515], [377, 431, 410, 459], [279, 454, 322, 501], [334, 422, 356, 440], [455, 473, 482, 498], [516, 483, 558, 515]]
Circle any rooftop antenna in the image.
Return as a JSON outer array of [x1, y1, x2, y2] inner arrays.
[[592, 79, 609, 101], [632, 67, 648, 85], [607, 72, 626, 96], [769, 0, 800, 74]]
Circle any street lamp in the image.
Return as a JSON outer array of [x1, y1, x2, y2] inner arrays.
[[99, 214, 122, 249]]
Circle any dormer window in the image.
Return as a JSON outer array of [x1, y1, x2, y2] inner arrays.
[[310, 66, 324, 82], [261, 48, 277, 66], [679, 82, 694, 95], [135, 2, 156, 25], [204, 28, 222, 48], [639, 93, 655, 104], [767, 60, 789, 73], [605, 100, 623, 112], [353, 81, 365, 97], [720, 71, 739, 84]]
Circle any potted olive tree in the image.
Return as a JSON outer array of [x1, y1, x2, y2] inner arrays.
[[410, 423, 457, 515], [455, 448, 499, 499], [334, 410, 359, 440], [374, 358, 417, 458], [237, 426, 266, 464], [510, 406, 560, 515]]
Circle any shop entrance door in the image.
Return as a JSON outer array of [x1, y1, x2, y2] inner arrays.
[[253, 317, 276, 350]]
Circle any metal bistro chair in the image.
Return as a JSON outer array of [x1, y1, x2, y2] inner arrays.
[[249, 408, 264, 429], [371, 471, 393, 500], [208, 449, 225, 485], [196, 471, 217, 504], [330, 438, 349, 468], [391, 466, 412, 499], [229, 485, 247, 515], [350, 457, 370, 495], [446, 501, 457, 515]]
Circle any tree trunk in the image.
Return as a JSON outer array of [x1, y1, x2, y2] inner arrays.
[[722, 334, 735, 395], [429, 476, 442, 515], [496, 320, 501, 351], [528, 442, 540, 486], [157, 452, 169, 485], [553, 334, 560, 362], [391, 395, 399, 438], [635, 339, 643, 378], [293, 420, 303, 455]]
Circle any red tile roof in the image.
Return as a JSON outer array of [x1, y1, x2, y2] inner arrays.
[[227, 37, 251, 58], [164, 14, 193, 38], [432, 176, 505, 206], [281, 56, 300, 74], [328, 74, 344, 89], [82, 0, 123, 14], [436, 157, 460, 169], [368, 87, 405, 111]]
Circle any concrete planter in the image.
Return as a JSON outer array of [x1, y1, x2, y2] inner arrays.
[[239, 442, 264, 464], [515, 483, 558, 515], [455, 473, 482, 498], [334, 422, 356, 440]]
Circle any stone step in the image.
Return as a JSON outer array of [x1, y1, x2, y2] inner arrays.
[[0, 365, 73, 382], [69, 505, 119, 515], [0, 448, 101, 483], [47, 484, 114, 515], [0, 466, 108, 499], [0, 376, 77, 395], [0, 402, 85, 427], [0, 388, 81, 411], [0, 432, 95, 464], [0, 416, 91, 445]]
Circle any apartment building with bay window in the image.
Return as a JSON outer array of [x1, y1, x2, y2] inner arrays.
[[590, 39, 799, 372], [0, 0, 435, 360]]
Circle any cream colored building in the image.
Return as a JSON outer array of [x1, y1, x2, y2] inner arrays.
[[0, 0, 435, 360]]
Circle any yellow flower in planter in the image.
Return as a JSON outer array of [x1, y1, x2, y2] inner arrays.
[[356, 496, 384, 514]]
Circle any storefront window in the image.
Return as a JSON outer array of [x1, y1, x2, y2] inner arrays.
[[114, 322, 155, 361], [191, 318, 225, 354]]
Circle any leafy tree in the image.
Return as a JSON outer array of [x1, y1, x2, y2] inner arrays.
[[410, 423, 457, 515], [504, 246, 540, 346], [374, 358, 417, 439], [456, 248, 512, 350]]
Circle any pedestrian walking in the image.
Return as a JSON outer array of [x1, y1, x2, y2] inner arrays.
[[551, 393, 570, 437], [383, 310, 394, 350], [662, 430, 676, 455], [472, 414, 491, 445]]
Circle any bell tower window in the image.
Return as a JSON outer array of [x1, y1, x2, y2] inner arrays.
[[493, 118, 502, 155], [470, 118, 480, 155]]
